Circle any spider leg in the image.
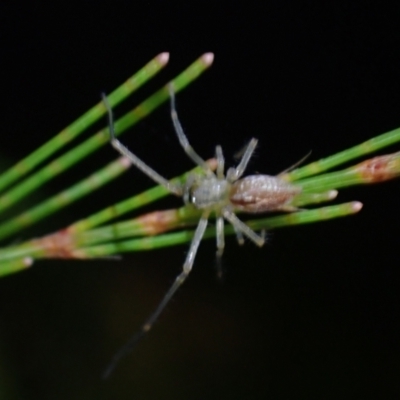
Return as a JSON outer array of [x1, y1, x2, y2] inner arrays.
[[216, 214, 225, 279], [233, 226, 245, 245], [215, 145, 225, 179], [102, 93, 182, 196], [103, 212, 209, 378], [168, 84, 213, 176], [222, 209, 265, 247], [227, 138, 258, 182], [277, 150, 312, 176], [213, 146, 226, 278]]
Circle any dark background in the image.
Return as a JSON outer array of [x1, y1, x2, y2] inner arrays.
[[0, 2, 399, 399]]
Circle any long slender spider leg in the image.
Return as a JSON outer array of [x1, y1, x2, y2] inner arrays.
[[215, 145, 225, 179], [216, 214, 225, 279], [277, 150, 312, 176], [168, 84, 213, 175], [233, 225, 245, 245], [103, 213, 210, 379], [214, 145, 225, 278], [227, 138, 258, 182], [102, 93, 182, 196], [222, 209, 265, 247]]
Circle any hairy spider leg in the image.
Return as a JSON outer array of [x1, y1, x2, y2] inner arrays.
[[277, 150, 312, 176], [222, 209, 265, 247], [233, 226, 245, 245], [215, 145, 225, 179], [227, 138, 258, 182], [215, 145, 225, 277], [169, 84, 214, 176], [102, 93, 183, 196], [103, 212, 210, 378]]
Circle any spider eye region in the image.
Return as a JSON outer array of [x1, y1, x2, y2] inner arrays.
[[189, 178, 231, 209]]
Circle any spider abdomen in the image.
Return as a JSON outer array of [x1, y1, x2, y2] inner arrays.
[[230, 175, 301, 213]]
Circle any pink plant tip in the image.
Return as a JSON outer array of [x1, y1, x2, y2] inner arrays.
[[352, 201, 363, 212], [202, 52, 215, 66], [120, 156, 132, 168], [157, 52, 170, 65], [24, 257, 33, 267], [328, 190, 338, 200]]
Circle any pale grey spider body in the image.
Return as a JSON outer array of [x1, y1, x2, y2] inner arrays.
[[102, 85, 301, 377]]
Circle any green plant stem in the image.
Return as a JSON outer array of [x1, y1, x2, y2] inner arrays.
[[294, 151, 400, 196], [285, 126, 400, 181], [69, 202, 361, 258], [0, 257, 33, 277], [0, 157, 131, 241]]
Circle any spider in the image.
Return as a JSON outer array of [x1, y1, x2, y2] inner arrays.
[[102, 84, 301, 377]]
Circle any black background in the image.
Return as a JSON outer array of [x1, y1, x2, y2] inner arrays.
[[0, 2, 399, 399]]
